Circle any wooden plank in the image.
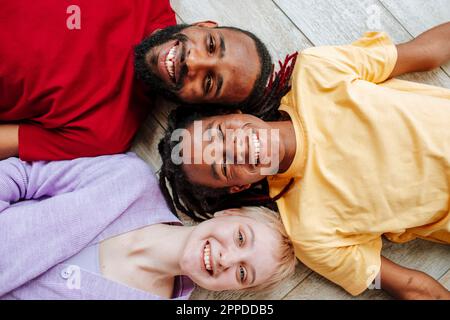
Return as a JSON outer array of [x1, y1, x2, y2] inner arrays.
[[131, 113, 165, 171], [284, 239, 450, 299], [170, 0, 312, 62], [274, 0, 450, 87], [190, 261, 313, 300], [176, 14, 184, 24], [379, 0, 450, 75], [131, 96, 174, 171], [131, 94, 179, 166], [439, 269, 450, 290]]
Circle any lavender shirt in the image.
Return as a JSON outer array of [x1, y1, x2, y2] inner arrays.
[[0, 153, 195, 300]]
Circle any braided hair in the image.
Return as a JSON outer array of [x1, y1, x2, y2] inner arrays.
[[158, 53, 298, 221], [242, 52, 298, 120]]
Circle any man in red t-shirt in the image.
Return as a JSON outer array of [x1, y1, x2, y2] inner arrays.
[[0, 0, 176, 161], [0, 1, 273, 161]]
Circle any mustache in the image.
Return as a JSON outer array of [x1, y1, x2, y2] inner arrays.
[[174, 42, 188, 91]]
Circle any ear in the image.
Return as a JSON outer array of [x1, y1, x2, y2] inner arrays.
[[213, 208, 241, 218], [229, 184, 252, 194], [150, 28, 162, 36], [191, 20, 219, 28]]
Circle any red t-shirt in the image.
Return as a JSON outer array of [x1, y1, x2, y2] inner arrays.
[[0, 0, 175, 160]]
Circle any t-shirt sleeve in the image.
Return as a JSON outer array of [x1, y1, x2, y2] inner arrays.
[[295, 238, 383, 296], [18, 123, 125, 161], [301, 32, 398, 83]]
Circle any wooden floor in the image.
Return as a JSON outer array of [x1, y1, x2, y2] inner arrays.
[[131, 0, 450, 299]]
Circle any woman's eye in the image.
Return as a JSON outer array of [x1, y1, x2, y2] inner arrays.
[[205, 75, 212, 93], [239, 266, 247, 282], [238, 230, 245, 246]]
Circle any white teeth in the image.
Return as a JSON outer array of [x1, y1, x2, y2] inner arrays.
[[165, 45, 177, 80], [203, 243, 212, 271], [251, 133, 260, 163]]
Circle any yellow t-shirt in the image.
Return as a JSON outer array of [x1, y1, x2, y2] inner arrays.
[[268, 32, 450, 296]]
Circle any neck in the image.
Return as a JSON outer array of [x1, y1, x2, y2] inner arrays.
[[129, 224, 194, 278], [268, 120, 297, 173]]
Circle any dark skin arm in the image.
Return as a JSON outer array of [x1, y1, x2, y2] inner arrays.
[[0, 124, 19, 159], [391, 22, 450, 78], [375, 24, 450, 298], [380, 256, 450, 300]]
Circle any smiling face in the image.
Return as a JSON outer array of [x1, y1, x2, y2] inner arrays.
[[179, 212, 281, 291], [179, 113, 285, 192], [137, 22, 261, 104]]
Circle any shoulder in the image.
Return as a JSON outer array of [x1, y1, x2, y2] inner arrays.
[[72, 153, 154, 184], [103, 153, 154, 178]]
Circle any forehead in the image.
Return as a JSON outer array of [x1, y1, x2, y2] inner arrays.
[[180, 27, 261, 103], [240, 216, 281, 285], [180, 117, 221, 187], [213, 29, 260, 98]]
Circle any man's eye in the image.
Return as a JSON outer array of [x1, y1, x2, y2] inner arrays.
[[239, 266, 247, 282], [209, 35, 215, 53], [205, 75, 212, 94], [218, 125, 227, 177]]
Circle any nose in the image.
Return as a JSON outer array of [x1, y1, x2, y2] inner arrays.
[[220, 131, 242, 164], [217, 249, 245, 272], [229, 132, 247, 164], [184, 47, 217, 78]]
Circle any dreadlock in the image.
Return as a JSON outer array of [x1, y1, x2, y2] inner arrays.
[[158, 53, 298, 221], [243, 52, 298, 120]]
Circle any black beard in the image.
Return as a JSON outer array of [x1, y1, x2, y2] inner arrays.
[[134, 24, 189, 101]]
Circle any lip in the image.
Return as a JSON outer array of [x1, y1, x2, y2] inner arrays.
[[201, 240, 214, 276], [156, 40, 179, 86], [172, 41, 182, 84], [242, 125, 262, 169], [253, 127, 270, 168]]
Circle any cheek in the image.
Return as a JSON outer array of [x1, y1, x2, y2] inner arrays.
[[206, 271, 240, 291], [178, 81, 200, 102], [179, 241, 198, 272], [233, 166, 260, 184]]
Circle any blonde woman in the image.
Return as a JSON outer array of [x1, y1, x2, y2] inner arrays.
[[0, 154, 295, 299]]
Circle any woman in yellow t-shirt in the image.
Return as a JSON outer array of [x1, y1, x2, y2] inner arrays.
[[158, 24, 450, 299]]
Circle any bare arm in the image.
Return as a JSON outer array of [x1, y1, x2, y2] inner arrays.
[[380, 256, 450, 300], [0, 124, 19, 159], [391, 22, 450, 78]]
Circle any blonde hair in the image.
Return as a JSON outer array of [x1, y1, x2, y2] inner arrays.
[[222, 206, 297, 293]]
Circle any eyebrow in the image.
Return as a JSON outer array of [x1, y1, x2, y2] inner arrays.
[[246, 224, 256, 285], [206, 121, 222, 181], [214, 33, 225, 98], [219, 32, 226, 58]]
